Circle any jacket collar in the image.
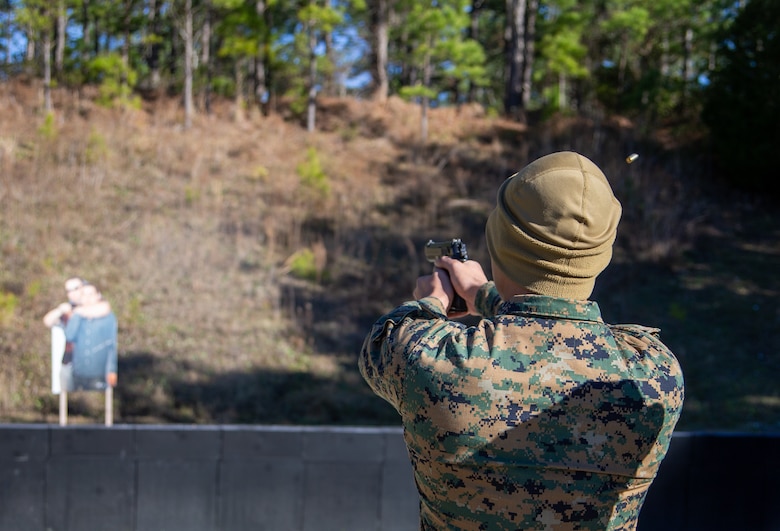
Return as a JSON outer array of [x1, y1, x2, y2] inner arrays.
[[500, 294, 604, 322]]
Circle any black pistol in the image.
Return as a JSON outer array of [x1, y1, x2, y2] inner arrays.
[[424, 239, 469, 314]]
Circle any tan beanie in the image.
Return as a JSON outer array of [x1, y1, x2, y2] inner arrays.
[[485, 151, 622, 300]]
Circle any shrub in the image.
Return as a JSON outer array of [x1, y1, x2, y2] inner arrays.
[[296, 147, 330, 198], [38, 112, 57, 140], [0, 291, 18, 325], [287, 248, 318, 281], [87, 53, 142, 109], [85, 130, 109, 165]]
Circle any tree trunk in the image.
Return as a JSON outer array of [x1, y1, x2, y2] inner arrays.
[[467, 0, 485, 103], [682, 26, 693, 98], [420, 48, 431, 144], [184, 0, 194, 129], [93, 5, 100, 57], [617, 33, 628, 109], [146, 0, 162, 92], [370, 0, 389, 102], [43, 29, 52, 113], [522, 0, 537, 110], [79, 0, 90, 82], [661, 33, 669, 77], [558, 72, 566, 110], [234, 57, 245, 122], [25, 23, 35, 73], [254, 0, 268, 111], [324, 27, 335, 96], [321, 0, 336, 96], [55, 0, 66, 77], [307, 24, 317, 132], [121, 1, 131, 93], [202, 2, 212, 114], [1, 10, 8, 66], [504, 0, 528, 122]]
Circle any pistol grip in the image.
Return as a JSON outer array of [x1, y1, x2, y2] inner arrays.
[[450, 293, 468, 314]]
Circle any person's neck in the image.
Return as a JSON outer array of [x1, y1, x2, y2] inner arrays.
[[495, 282, 533, 301], [503, 287, 533, 299], [492, 266, 532, 300]]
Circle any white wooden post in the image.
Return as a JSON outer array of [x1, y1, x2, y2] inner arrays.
[[59, 390, 67, 426], [105, 386, 113, 427], [53, 326, 67, 425]]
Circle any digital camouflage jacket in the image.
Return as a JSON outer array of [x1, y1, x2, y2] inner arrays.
[[359, 282, 684, 531]]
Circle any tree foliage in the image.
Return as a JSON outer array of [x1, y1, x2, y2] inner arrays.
[[88, 51, 140, 107], [535, 0, 589, 112], [2, 0, 770, 167], [702, 0, 780, 196], [392, 0, 486, 140]]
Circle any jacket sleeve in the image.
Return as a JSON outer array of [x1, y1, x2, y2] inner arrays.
[[358, 297, 450, 411], [474, 281, 503, 318], [63, 314, 83, 343]]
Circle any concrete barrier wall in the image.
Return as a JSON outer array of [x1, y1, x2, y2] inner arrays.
[[0, 425, 778, 531]]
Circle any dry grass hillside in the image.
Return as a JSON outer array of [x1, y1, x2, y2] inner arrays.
[[1, 77, 778, 431]]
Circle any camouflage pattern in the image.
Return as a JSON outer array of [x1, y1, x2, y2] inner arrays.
[[359, 282, 684, 531]]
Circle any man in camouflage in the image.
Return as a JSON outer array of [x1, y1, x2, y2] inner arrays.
[[359, 151, 684, 530]]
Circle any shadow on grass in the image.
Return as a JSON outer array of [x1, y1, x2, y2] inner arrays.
[[593, 205, 780, 433], [265, 199, 780, 432], [58, 196, 778, 432], [115, 351, 399, 426]]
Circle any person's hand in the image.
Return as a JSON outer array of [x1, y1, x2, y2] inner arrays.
[[413, 267, 454, 312], [433, 257, 489, 315], [106, 373, 117, 387], [43, 302, 74, 327]]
